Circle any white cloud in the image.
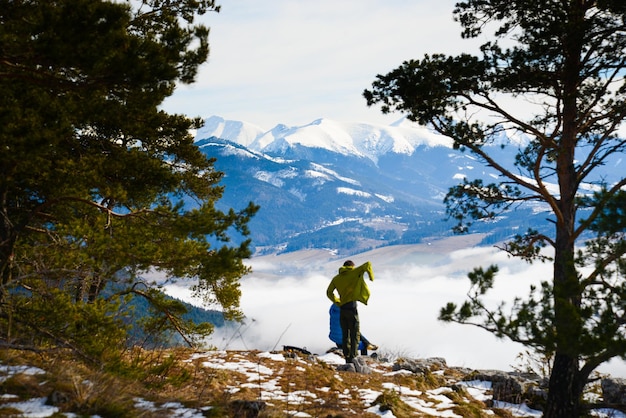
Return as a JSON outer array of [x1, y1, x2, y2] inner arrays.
[[165, 242, 626, 378], [161, 0, 486, 128]]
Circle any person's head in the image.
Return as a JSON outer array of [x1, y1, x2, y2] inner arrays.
[[343, 260, 355, 267]]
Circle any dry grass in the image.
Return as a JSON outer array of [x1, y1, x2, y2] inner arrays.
[[0, 347, 518, 417]]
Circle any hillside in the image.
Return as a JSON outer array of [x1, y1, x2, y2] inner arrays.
[[2, 346, 624, 417], [196, 118, 532, 255], [197, 116, 624, 255]]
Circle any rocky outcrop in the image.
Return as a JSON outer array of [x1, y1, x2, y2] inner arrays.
[[340, 355, 551, 410], [392, 357, 448, 374], [464, 370, 548, 411]]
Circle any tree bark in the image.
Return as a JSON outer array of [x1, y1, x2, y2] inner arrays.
[[0, 228, 16, 298], [543, 4, 587, 413], [544, 353, 582, 417], [545, 231, 584, 416]]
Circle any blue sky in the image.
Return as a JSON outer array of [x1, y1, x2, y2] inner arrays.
[[161, 0, 484, 129]]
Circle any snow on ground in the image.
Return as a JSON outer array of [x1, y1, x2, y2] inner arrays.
[[2, 352, 626, 417], [186, 350, 540, 418], [1, 397, 59, 417], [0, 364, 46, 382]]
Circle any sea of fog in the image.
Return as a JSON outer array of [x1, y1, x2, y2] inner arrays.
[[162, 235, 626, 378]]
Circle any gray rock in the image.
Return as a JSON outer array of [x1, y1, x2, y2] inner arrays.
[[602, 377, 626, 404], [467, 370, 546, 410], [337, 363, 356, 372], [229, 400, 266, 418], [353, 357, 372, 374], [392, 357, 447, 375]]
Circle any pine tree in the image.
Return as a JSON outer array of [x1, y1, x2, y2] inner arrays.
[[364, 0, 626, 416], [0, 0, 258, 354]]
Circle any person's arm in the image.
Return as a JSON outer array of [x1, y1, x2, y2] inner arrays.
[[358, 261, 374, 281], [327, 280, 340, 304]]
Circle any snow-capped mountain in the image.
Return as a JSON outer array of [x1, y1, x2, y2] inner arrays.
[[199, 116, 452, 163], [194, 116, 619, 255], [196, 116, 266, 148]]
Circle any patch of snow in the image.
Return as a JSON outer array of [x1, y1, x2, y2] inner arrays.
[[288, 187, 306, 201], [381, 382, 422, 397], [337, 187, 371, 198], [366, 404, 397, 417], [258, 352, 286, 362], [456, 380, 492, 402], [304, 169, 332, 182], [205, 142, 261, 160], [359, 388, 383, 409], [375, 193, 395, 203], [254, 170, 284, 187], [492, 401, 542, 417], [205, 356, 274, 377], [316, 352, 345, 365], [135, 398, 158, 411], [591, 409, 626, 418], [0, 365, 46, 382], [2, 398, 58, 417], [309, 162, 360, 185], [401, 395, 462, 417]]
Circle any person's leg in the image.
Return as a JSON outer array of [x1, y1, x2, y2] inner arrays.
[[339, 309, 352, 361], [340, 307, 359, 362], [348, 311, 360, 361]]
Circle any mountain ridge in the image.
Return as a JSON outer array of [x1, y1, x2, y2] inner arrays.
[[198, 115, 453, 164], [194, 115, 621, 256], [194, 116, 539, 255]]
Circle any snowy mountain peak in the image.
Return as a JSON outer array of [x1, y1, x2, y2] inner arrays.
[[196, 116, 452, 162], [196, 116, 265, 148]]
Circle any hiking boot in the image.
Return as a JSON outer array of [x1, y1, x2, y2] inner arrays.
[[367, 344, 378, 351], [337, 363, 356, 372]]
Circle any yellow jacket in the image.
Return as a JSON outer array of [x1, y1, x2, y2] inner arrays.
[[326, 261, 375, 306]]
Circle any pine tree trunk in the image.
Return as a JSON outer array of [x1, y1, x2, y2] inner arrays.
[[0, 194, 18, 296], [547, 105, 581, 416], [544, 353, 582, 417], [0, 230, 16, 297], [544, 10, 585, 412]]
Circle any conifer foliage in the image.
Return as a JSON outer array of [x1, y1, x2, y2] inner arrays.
[[0, 0, 258, 358], [365, 0, 626, 416]]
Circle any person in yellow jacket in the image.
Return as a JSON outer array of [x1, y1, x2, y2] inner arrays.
[[326, 260, 374, 363]]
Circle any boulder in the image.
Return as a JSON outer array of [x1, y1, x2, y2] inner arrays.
[[602, 377, 626, 405], [392, 357, 447, 375], [353, 357, 372, 374], [229, 400, 266, 418], [336, 357, 372, 374], [467, 370, 547, 410]]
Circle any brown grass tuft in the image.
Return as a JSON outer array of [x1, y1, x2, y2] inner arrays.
[[0, 346, 526, 417]]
